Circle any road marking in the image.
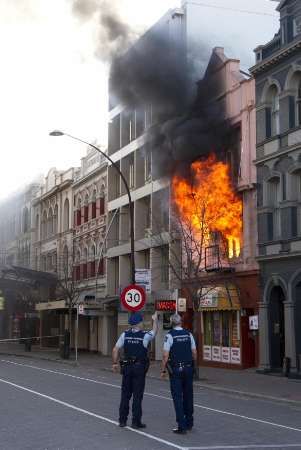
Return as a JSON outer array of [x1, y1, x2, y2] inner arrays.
[[1, 359, 301, 434], [186, 446, 301, 449], [0, 376, 184, 450]]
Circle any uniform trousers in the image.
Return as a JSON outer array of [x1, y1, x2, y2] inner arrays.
[[119, 362, 146, 424], [169, 365, 194, 430]]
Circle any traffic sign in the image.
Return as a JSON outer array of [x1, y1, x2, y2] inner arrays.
[[78, 304, 84, 315], [121, 284, 146, 312]]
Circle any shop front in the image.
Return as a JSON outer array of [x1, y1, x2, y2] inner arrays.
[[199, 282, 258, 369]]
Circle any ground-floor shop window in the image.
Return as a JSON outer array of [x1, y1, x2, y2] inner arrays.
[[202, 310, 241, 364]]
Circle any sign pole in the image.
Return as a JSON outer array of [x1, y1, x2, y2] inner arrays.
[[75, 304, 79, 362]]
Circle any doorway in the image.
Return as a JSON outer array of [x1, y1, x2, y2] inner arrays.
[[269, 286, 285, 369], [295, 283, 301, 371]]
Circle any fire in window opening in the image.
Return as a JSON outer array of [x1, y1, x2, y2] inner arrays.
[[172, 154, 242, 267]]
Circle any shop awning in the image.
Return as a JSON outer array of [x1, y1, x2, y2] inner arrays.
[[198, 284, 240, 311]]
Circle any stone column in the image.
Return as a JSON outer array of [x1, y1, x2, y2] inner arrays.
[[284, 301, 297, 372], [258, 302, 270, 371]]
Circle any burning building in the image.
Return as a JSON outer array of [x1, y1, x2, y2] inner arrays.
[[169, 49, 259, 369], [106, 1, 259, 366]]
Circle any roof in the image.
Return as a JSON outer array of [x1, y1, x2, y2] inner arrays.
[[275, 0, 289, 11]]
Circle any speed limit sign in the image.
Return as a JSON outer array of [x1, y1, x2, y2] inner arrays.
[[121, 284, 146, 312]]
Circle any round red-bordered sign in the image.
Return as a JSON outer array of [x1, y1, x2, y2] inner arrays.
[[121, 284, 146, 312]]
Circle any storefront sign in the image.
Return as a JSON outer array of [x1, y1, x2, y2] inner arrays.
[[135, 269, 151, 293], [177, 298, 186, 312], [203, 345, 212, 361], [231, 347, 241, 364], [199, 288, 218, 307], [155, 300, 176, 311], [36, 300, 66, 311], [222, 347, 231, 363], [212, 346, 221, 361], [249, 315, 258, 330]]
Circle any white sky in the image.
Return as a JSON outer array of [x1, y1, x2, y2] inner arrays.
[[0, 0, 279, 200]]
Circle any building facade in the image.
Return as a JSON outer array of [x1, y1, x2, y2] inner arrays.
[[72, 147, 114, 355], [194, 48, 259, 369], [0, 183, 41, 268], [251, 0, 301, 375], [31, 167, 77, 345]]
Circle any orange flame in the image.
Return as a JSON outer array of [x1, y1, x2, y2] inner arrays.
[[172, 154, 242, 259]]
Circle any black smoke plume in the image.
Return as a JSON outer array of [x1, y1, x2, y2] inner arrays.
[[70, 1, 231, 179]]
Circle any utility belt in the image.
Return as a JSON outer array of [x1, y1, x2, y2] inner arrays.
[[166, 361, 193, 376], [120, 357, 150, 374]]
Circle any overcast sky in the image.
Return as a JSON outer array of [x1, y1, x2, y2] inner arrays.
[[0, 0, 279, 200]]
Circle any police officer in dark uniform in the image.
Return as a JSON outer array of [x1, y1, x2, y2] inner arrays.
[[161, 313, 197, 434], [112, 311, 158, 429]]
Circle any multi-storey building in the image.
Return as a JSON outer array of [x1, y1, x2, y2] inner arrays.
[[107, 4, 199, 358], [195, 48, 259, 369], [106, 2, 259, 365], [32, 167, 77, 344], [0, 183, 41, 267], [72, 146, 113, 354], [250, 0, 301, 376]]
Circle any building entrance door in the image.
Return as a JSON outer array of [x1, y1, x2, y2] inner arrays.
[[295, 283, 301, 372], [269, 286, 285, 369]]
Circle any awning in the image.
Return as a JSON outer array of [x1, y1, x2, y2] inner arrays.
[[198, 284, 240, 311]]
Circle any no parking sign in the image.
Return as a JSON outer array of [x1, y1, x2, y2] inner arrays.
[[121, 284, 146, 312]]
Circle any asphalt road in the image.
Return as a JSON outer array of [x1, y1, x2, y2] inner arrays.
[[0, 356, 301, 450]]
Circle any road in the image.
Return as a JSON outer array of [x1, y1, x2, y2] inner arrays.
[[0, 356, 300, 450]]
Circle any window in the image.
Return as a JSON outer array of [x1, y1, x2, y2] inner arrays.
[[84, 195, 89, 223], [293, 16, 301, 37], [48, 209, 53, 236], [63, 199, 70, 231], [144, 152, 151, 182], [297, 81, 301, 126], [91, 191, 96, 219], [161, 246, 169, 283], [22, 207, 29, 233], [265, 85, 280, 138], [271, 90, 280, 135], [129, 156, 135, 189]]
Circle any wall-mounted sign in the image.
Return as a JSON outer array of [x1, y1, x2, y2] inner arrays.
[[177, 298, 186, 312], [212, 346, 221, 361], [249, 315, 259, 330], [222, 347, 231, 363], [135, 269, 151, 293], [199, 288, 219, 307], [231, 347, 241, 364], [155, 300, 176, 311], [203, 345, 212, 361]]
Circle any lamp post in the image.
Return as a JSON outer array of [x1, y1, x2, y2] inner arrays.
[[49, 130, 135, 284]]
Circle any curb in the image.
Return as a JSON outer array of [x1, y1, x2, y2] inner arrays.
[[100, 365, 301, 407], [1, 352, 301, 407], [0, 351, 78, 367]]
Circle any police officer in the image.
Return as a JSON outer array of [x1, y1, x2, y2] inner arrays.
[[112, 311, 158, 429], [161, 313, 197, 434]]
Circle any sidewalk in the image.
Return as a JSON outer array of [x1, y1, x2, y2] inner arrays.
[[0, 343, 300, 405]]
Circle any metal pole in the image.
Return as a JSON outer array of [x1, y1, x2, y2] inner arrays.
[[75, 304, 79, 362], [52, 132, 136, 285]]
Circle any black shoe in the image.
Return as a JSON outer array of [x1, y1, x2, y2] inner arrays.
[[186, 425, 193, 431], [173, 428, 187, 434], [131, 422, 146, 429], [119, 421, 127, 428]]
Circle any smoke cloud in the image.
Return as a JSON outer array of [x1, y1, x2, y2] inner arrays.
[[70, 0, 137, 62], [71, 0, 232, 179]]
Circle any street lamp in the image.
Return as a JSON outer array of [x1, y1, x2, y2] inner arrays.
[[49, 130, 135, 284]]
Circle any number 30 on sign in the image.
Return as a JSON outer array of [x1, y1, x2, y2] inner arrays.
[[121, 284, 146, 312]]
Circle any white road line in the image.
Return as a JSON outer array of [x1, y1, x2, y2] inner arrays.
[[186, 446, 301, 449], [0, 377, 184, 450], [1, 359, 301, 434]]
